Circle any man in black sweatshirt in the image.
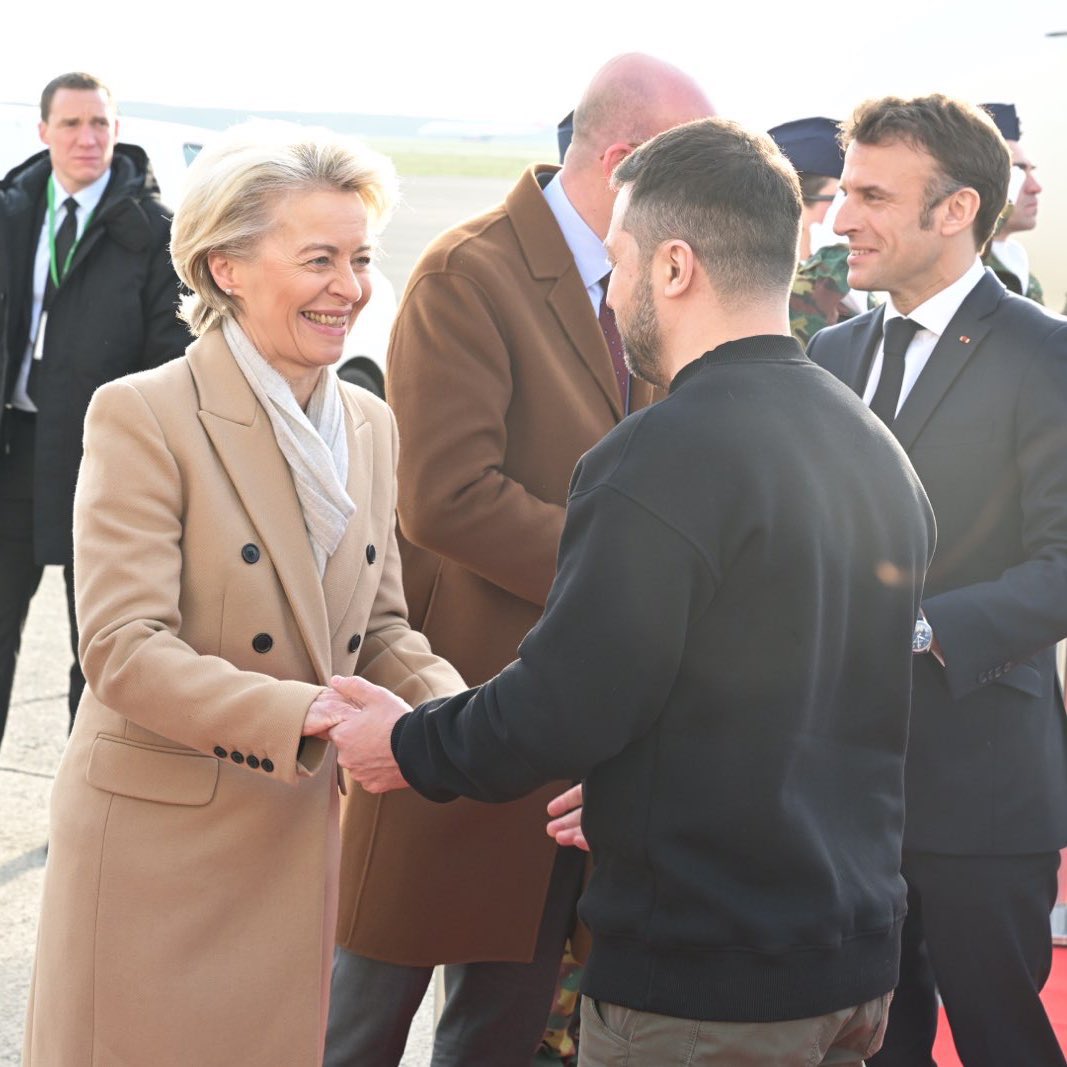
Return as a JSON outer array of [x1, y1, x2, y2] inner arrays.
[[329, 118, 936, 1066]]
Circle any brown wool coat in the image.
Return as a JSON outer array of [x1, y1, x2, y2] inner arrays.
[[22, 329, 463, 1066], [337, 165, 658, 964]]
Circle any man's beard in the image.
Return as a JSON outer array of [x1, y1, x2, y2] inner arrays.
[[618, 263, 666, 389]]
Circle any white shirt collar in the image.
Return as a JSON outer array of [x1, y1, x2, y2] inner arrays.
[[883, 258, 986, 338], [541, 171, 611, 292], [53, 166, 112, 219]]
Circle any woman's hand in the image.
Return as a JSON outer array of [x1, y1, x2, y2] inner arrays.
[[327, 675, 412, 793], [302, 688, 360, 737], [546, 783, 589, 852]]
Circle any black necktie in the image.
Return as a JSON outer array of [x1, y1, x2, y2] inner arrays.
[[30, 197, 78, 402], [43, 196, 79, 307], [869, 317, 921, 427], [598, 273, 629, 410]]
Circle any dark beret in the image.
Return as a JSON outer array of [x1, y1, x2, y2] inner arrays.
[[980, 103, 1021, 141], [557, 110, 574, 164], [768, 116, 845, 179]]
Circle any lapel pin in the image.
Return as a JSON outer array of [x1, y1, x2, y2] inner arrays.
[[959, 335, 971, 344]]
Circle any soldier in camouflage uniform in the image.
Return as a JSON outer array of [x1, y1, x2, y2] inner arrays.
[[980, 103, 1045, 304], [790, 244, 855, 345], [534, 942, 582, 1065], [767, 117, 857, 345]]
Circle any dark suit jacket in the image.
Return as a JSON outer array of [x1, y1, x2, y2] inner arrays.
[[810, 269, 1067, 854]]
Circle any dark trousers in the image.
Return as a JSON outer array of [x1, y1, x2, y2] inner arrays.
[[870, 848, 1065, 1067], [0, 410, 83, 747], [324, 843, 586, 1067]]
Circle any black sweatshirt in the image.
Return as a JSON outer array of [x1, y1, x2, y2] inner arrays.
[[394, 334, 935, 1022]]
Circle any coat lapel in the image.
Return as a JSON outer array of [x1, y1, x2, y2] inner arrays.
[[507, 166, 622, 420], [188, 331, 332, 683], [846, 307, 886, 394], [893, 271, 1003, 452], [322, 390, 371, 636]]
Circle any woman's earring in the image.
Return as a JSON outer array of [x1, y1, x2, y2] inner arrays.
[[225, 288, 233, 296]]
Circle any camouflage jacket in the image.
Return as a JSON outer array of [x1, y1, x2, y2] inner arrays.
[[790, 245, 858, 345], [983, 247, 1044, 305]]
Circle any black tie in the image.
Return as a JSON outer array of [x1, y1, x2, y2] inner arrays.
[[44, 196, 79, 306], [598, 273, 629, 410], [30, 197, 78, 402], [869, 317, 921, 427]]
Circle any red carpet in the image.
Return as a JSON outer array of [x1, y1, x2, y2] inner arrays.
[[931, 946, 1067, 1065]]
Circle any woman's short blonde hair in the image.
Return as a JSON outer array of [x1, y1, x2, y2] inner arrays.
[[170, 121, 398, 335]]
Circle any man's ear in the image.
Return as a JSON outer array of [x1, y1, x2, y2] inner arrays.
[[660, 239, 696, 299], [600, 142, 634, 182], [940, 186, 981, 238]]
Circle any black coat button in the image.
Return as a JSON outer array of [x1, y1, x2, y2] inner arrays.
[[366, 544, 377, 564], [231, 751, 245, 764], [252, 632, 273, 653], [213, 746, 227, 759], [261, 758, 274, 773], [348, 634, 362, 653], [241, 543, 260, 564], [246, 754, 260, 769]]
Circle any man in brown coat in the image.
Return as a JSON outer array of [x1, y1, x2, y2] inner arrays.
[[325, 54, 713, 1067]]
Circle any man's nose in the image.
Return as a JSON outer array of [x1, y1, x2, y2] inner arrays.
[[833, 196, 855, 236]]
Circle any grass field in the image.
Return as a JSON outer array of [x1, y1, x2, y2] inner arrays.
[[368, 136, 556, 179]]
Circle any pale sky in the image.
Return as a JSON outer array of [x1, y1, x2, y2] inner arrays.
[[3, 0, 1064, 133]]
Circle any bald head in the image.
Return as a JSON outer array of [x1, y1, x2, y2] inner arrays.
[[559, 53, 713, 239], [571, 53, 714, 157]]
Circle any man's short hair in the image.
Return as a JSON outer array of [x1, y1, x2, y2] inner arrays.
[[612, 118, 801, 298], [40, 72, 114, 122], [842, 94, 1010, 251]]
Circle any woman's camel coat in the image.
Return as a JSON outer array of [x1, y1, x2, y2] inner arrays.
[[22, 329, 463, 1067]]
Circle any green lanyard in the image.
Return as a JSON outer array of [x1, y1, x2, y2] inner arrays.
[[47, 176, 92, 289]]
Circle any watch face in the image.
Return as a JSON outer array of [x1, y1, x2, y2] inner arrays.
[[912, 618, 933, 653]]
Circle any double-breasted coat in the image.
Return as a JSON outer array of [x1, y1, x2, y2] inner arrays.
[[22, 328, 463, 1066]]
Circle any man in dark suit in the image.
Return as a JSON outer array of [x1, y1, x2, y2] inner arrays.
[[0, 72, 190, 748], [809, 93, 1067, 1067]]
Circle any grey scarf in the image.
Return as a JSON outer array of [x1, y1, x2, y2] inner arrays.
[[222, 317, 355, 577]]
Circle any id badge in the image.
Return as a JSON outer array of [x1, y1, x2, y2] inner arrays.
[[33, 310, 47, 361]]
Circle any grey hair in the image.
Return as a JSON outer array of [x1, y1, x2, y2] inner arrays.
[[170, 121, 398, 336]]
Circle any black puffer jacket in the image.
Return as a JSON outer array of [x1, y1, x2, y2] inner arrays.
[[0, 143, 191, 562]]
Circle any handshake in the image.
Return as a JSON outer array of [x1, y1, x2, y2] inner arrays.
[[300, 675, 591, 852], [302, 675, 412, 794]]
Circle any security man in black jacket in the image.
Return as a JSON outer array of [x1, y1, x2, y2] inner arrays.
[[0, 72, 191, 746]]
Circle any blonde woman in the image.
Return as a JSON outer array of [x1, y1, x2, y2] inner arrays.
[[22, 124, 463, 1066]]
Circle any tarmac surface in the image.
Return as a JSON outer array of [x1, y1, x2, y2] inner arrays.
[[0, 173, 515, 1064]]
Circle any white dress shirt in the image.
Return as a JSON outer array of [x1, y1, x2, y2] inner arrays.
[[541, 172, 611, 312], [861, 258, 987, 418], [10, 168, 112, 412]]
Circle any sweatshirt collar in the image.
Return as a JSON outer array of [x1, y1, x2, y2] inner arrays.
[[670, 334, 805, 393]]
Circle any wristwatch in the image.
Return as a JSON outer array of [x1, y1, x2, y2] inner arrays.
[[912, 612, 934, 654]]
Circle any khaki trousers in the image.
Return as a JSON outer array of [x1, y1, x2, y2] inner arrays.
[[578, 992, 892, 1066]]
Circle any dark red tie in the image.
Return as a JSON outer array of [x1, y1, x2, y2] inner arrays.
[[599, 274, 629, 410]]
